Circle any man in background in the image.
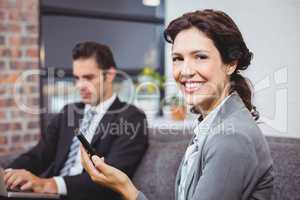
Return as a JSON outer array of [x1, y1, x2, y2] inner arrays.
[[3, 41, 148, 200]]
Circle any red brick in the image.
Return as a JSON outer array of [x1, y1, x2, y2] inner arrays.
[[33, 133, 40, 141], [0, 136, 7, 145], [7, 2, 38, 22], [0, 48, 22, 57], [8, 10, 21, 21], [0, 24, 21, 32], [23, 134, 33, 142], [10, 122, 22, 130], [26, 74, 39, 82], [10, 61, 38, 70], [0, 35, 5, 45], [21, 36, 37, 45], [0, 85, 8, 95], [21, 13, 38, 23], [0, 61, 6, 70], [27, 99, 40, 109], [0, 111, 5, 119], [0, 122, 9, 131], [9, 35, 21, 46], [0, 73, 20, 84], [11, 48, 22, 57], [0, 10, 7, 20], [25, 24, 38, 34], [0, 98, 15, 107], [21, 0, 38, 12], [10, 60, 24, 69], [0, 0, 17, 9], [8, 145, 24, 152], [25, 61, 39, 69], [27, 121, 39, 129], [11, 134, 21, 143], [0, 147, 7, 154], [0, 48, 11, 57], [25, 47, 38, 58], [10, 110, 39, 119]]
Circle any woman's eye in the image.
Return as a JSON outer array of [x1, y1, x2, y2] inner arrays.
[[172, 57, 183, 62], [196, 55, 208, 59]]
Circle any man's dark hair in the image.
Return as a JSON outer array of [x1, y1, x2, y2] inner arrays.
[[72, 41, 117, 70]]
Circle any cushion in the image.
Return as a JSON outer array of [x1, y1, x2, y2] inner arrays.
[[132, 128, 193, 200]]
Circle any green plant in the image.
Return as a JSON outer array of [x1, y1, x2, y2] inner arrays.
[[138, 67, 166, 94]]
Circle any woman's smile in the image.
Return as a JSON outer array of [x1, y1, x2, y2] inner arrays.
[[181, 80, 205, 94]]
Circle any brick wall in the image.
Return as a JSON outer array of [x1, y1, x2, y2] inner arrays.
[[0, 0, 40, 155]]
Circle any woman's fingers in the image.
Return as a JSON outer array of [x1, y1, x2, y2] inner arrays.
[[80, 146, 133, 196], [80, 146, 108, 184], [91, 155, 110, 175], [80, 146, 93, 169], [80, 147, 105, 176]]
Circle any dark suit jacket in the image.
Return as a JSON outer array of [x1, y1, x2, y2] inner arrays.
[[9, 97, 149, 200]]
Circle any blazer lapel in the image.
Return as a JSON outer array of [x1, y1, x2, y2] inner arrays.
[[209, 92, 245, 130], [91, 97, 123, 145], [183, 132, 208, 200], [54, 103, 85, 174], [175, 158, 184, 200], [174, 134, 197, 200]]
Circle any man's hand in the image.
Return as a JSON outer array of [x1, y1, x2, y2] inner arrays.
[[4, 169, 58, 194]]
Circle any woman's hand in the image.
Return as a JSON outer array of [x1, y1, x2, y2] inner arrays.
[[80, 146, 139, 200]]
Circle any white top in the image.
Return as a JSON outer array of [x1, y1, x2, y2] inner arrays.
[[54, 94, 117, 195]]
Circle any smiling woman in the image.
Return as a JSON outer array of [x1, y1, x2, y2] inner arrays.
[[81, 9, 274, 200], [165, 10, 257, 119]]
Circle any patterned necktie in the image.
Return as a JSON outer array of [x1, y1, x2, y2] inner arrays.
[[60, 109, 96, 176]]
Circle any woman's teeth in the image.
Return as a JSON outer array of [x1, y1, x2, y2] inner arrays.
[[184, 82, 203, 92]]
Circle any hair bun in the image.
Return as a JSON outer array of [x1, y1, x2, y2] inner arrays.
[[237, 49, 253, 70]]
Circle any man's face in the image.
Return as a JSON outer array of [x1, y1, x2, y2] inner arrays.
[[73, 57, 109, 106]]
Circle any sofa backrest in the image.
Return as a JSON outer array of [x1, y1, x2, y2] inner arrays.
[[267, 136, 300, 200], [132, 128, 300, 200], [132, 128, 193, 200]]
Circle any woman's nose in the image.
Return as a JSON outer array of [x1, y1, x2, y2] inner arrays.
[[181, 59, 196, 77]]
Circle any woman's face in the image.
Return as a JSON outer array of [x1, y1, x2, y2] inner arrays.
[[172, 27, 235, 112]]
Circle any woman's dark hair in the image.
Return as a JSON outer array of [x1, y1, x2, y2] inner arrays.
[[164, 9, 259, 120], [72, 41, 117, 70]]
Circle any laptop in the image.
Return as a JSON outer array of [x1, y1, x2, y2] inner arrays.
[[0, 168, 60, 199]]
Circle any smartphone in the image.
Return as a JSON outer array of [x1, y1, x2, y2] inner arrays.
[[75, 129, 97, 156]]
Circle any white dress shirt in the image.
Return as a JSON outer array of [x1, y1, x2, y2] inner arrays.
[[54, 94, 117, 195]]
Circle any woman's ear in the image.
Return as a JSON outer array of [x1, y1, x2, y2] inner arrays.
[[225, 61, 237, 75]]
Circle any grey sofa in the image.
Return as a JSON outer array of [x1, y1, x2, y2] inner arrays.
[[132, 128, 300, 200], [1, 128, 299, 200]]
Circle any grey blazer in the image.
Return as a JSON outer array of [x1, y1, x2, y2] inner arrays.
[[137, 93, 274, 200]]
